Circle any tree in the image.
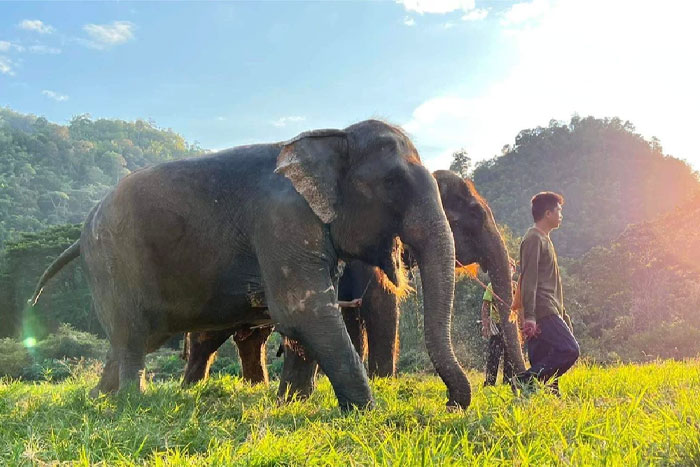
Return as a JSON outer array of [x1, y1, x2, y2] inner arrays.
[[449, 148, 471, 179]]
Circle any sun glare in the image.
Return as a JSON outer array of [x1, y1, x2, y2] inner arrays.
[[23, 337, 37, 348]]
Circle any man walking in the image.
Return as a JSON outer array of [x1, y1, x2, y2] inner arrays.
[[514, 192, 579, 395]]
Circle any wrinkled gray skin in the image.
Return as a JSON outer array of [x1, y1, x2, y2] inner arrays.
[[183, 170, 526, 399], [31, 120, 469, 410]]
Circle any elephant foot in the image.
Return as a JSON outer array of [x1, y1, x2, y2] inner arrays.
[[90, 354, 119, 397], [337, 395, 375, 412]]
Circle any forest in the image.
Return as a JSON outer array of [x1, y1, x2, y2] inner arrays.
[[1, 108, 699, 378]]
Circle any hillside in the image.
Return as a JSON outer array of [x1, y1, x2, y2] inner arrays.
[[472, 116, 700, 257], [0, 108, 202, 248], [565, 194, 700, 362]]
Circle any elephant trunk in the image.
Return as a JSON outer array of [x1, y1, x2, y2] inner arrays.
[[486, 234, 527, 374], [402, 197, 471, 409]]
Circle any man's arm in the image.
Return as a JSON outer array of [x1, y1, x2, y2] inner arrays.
[[519, 235, 541, 322], [339, 298, 362, 308]]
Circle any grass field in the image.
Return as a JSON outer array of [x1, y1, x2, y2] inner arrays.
[[1, 360, 699, 465]]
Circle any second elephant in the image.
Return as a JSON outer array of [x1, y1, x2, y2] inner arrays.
[[182, 170, 526, 397]]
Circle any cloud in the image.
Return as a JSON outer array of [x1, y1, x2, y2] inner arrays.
[[18, 20, 55, 34], [462, 8, 488, 21], [0, 40, 25, 52], [271, 116, 306, 127], [82, 21, 135, 49], [500, 0, 550, 26], [28, 45, 61, 54], [404, 17, 416, 26], [397, 0, 475, 14], [404, 0, 700, 170], [41, 90, 69, 102], [0, 56, 15, 75], [0, 41, 58, 55], [27, 45, 61, 55]]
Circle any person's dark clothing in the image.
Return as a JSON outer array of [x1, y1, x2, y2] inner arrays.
[[526, 314, 579, 383], [484, 324, 515, 386]]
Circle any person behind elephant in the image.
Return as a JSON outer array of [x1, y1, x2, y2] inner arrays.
[[481, 260, 517, 386], [512, 192, 579, 396]]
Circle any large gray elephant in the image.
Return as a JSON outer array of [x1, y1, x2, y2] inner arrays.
[[30, 120, 470, 410], [182, 170, 527, 398]]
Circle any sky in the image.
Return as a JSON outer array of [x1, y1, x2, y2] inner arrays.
[[0, 0, 698, 171]]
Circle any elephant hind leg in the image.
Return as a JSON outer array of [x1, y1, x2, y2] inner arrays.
[[234, 326, 273, 385], [342, 308, 367, 361], [364, 281, 400, 378], [117, 342, 147, 393], [182, 329, 233, 386], [90, 348, 119, 397]]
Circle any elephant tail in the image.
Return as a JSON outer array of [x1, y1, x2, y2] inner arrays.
[[28, 239, 81, 306]]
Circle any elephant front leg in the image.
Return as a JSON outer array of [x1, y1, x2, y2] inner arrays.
[[233, 326, 273, 384], [260, 259, 374, 410], [182, 329, 233, 386], [279, 306, 373, 410]]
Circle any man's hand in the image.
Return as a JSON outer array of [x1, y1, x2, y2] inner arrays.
[[521, 319, 540, 340], [341, 298, 362, 308]]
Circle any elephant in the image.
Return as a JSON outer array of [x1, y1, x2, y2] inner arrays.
[[30, 120, 471, 410], [182, 170, 527, 399]]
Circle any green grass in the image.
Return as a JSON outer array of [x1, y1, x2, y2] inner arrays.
[[1, 360, 699, 466]]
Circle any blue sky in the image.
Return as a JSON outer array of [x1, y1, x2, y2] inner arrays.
[[1, 0, 698, 170]]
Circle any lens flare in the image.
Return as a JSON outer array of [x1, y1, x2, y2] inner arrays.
[[23, 337, 37, 348]]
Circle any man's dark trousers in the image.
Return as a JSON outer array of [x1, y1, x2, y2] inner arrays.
[[526, 314, 580, 385]]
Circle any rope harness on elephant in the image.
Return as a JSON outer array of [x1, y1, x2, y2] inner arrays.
[[359, 277, 372, 302]]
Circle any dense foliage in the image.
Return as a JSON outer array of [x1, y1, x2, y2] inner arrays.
[[565, 195, 700, 362], [0, 224, 89, 338], [0, 107, 202, 248]]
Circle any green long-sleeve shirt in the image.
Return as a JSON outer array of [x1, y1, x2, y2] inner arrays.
[[519, 227, 572, 329]]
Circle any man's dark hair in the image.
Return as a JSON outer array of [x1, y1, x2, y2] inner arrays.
[[531, 192, 564, 221]]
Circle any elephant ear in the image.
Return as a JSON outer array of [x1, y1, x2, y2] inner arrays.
[[275, 129, 347, 224]]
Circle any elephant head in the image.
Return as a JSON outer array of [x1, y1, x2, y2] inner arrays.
[[433, 170, 527, 375], [276, 120, 471, 408]]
